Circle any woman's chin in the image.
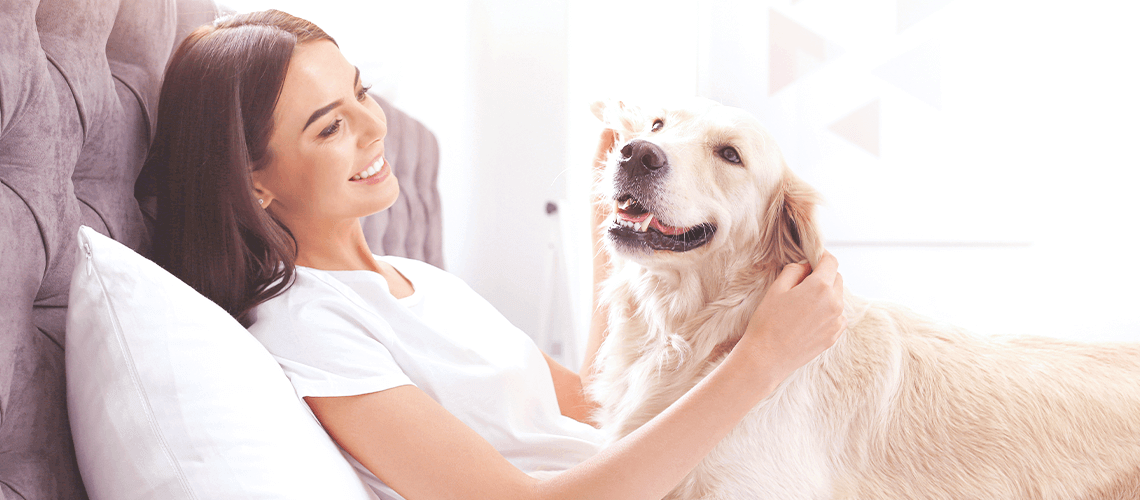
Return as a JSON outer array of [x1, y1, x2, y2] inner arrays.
[[368, 178, 400, 215]]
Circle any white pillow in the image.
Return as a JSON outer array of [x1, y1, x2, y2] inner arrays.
[[65, 226, 378, 500]]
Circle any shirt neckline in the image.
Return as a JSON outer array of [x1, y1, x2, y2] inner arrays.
[[300, 256, 419, 304]]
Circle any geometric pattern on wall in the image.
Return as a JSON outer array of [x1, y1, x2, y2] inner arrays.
[[768, 9, 842, 95], [700, 0, 1047, 245], [828, 99, 880, 157], [698, 0, 1138, 344], [873, 44, 942, 109]]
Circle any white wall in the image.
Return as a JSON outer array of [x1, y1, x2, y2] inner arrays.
[[689, 0, 1140, 342], [223, 0, 1140, 368]]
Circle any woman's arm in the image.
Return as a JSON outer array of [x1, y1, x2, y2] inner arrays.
[[545, 128, 618, 425], [307, 251, 845, 500], [580, 128, 618, 384], [543, 351, 598, 426]]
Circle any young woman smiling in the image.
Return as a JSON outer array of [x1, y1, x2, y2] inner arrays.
[[144, 10, 846, 500]]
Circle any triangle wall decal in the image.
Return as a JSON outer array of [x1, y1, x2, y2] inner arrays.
[[873, 44, 941, 109], [769, 9, 841, 95], [829, 99, 880, 157]]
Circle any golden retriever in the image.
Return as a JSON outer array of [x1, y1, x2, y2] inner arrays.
[[588, 97, 1140, 499]]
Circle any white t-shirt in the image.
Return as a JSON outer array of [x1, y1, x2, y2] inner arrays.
[[248, 256, 602, 500]]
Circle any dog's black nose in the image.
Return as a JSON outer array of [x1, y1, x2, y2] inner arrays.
[[619, 139, 668, 176]]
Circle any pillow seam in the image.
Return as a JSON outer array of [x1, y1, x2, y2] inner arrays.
[[88, 250, 199, 499]]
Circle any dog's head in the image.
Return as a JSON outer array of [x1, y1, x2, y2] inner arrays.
[[594, 98, 822, 271]]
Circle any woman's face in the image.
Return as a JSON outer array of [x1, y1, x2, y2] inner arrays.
[[252, 40, 397, 230]]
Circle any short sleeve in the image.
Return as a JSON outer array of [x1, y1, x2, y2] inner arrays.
[[248, 272, 414, 399]]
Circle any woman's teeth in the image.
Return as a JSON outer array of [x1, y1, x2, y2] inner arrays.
[[352, 159, 384, 180]]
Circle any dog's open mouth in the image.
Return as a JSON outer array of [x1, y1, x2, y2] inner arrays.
[[609, 194, 716, 252]]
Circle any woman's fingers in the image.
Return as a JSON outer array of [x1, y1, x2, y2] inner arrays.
[[771, 261, 812, 293], [736, 248, 848, 381], [807, 250, 839, 286]]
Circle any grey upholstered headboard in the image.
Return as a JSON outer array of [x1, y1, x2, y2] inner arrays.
[[0, 0, 442, 497], [362, 96, 444, 268]]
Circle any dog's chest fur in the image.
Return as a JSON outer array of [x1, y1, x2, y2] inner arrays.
[[590, 260, 860, 499]]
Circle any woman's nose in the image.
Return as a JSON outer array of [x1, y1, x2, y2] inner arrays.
[[356, 101, 387, 146]]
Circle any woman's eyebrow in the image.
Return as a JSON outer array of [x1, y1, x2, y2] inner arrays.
[[302, 67, 362, 132]]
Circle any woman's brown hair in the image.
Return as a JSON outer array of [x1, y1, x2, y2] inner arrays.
[[141, 10, 335, 325]]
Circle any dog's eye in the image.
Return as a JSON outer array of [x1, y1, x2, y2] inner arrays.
[[651, 119, 664, 132], [719, 146, 742, 164]]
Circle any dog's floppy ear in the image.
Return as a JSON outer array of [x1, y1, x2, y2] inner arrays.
[[590, 100, 609, 121], [760, 168, 823, 269]]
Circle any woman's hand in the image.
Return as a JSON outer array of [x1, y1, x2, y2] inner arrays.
[[736, 250, 846, 384]]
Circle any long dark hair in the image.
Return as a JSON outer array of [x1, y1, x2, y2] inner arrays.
[[142, 10, 335, 326]]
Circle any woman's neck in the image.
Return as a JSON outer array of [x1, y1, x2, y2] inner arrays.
[[290, 217, 382, 273], [282, 213, 415, 299]]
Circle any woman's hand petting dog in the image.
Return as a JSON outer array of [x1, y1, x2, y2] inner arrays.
[[737, 250, 846, 385]]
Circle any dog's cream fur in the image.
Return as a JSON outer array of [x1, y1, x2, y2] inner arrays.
[[589, 98, 1140, 499]]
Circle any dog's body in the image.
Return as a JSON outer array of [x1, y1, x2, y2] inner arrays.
[[589, 98, 1140, 499]]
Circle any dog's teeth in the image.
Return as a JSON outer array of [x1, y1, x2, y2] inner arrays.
[[618, 198, 632, 210], [616, 217, 637, 229], [639, 214, 654, 232]]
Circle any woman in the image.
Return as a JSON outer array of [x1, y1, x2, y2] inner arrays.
[[145, 10, 846, 500]]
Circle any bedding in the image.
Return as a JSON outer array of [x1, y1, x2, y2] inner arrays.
[[66, 226, 379, 500]]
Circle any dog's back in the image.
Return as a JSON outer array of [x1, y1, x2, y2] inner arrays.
[[600, 291, 1140, 500], [828, 299, 1140, 499]]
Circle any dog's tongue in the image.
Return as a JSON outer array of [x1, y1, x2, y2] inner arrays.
[[618, 211, 651, 224], [617, 210, 690, 235], [650, 216, 689, 235]]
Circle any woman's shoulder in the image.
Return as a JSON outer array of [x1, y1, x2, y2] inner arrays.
[[250, 266, 370, 326], [276, 266, 358, 302], [378, 255, 443, 275]]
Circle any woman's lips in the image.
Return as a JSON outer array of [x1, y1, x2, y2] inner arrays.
[[350, 157, 389, 185]]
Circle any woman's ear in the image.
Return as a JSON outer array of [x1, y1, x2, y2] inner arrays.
[[250, 170, 274, 209], [760, 168, 823, 269]]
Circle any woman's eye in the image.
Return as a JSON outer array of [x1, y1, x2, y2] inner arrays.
[[356, 84, 372, 102], [719, 146, 741, 164], [651, 119, 664, 132], [318, 118, 342, 138]]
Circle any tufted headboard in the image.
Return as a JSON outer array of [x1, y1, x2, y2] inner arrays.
[[361, 96, 444, 269], [0, 0, 442, 497]]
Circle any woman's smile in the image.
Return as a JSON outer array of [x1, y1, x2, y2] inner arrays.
[[350, 156, 390, 184]]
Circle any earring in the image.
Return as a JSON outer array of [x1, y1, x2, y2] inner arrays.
[[258, 198, 264, 206]]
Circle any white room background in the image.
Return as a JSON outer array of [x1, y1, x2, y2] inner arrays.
[[222, 0, 1140, 368]]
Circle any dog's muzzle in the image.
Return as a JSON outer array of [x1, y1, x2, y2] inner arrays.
[[608, 139, 717, 254]]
